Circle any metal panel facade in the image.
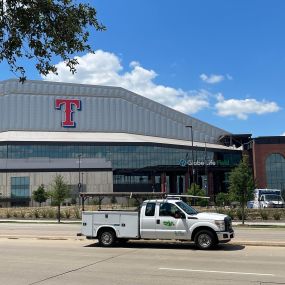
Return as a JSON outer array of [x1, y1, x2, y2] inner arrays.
[[0, 79, 229, 143]]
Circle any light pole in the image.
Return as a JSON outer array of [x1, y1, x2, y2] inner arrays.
[[185, 125, 195, 191], [78, 154, 82, 204], [204, 140, 208, 196]]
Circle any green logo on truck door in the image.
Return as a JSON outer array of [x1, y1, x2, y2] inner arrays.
[[163, 221, 175, 227]]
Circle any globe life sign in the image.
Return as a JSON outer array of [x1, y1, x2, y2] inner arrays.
[[179, 159, 216, 167]]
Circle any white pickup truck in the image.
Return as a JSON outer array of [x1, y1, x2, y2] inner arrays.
[[81, 198, 234, 250]]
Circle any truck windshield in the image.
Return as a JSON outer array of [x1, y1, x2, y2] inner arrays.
[[264, 194, 282, 201], [176, 201, 197, 215]]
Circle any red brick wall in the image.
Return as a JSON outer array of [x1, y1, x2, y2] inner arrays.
[[253, 142, 285, 188]]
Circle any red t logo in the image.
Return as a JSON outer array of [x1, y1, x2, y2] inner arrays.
[[55, 99, 81, 127]]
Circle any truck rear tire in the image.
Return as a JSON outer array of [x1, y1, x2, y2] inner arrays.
[[98, 230, 116, 247], [194, 230, 216, 250]]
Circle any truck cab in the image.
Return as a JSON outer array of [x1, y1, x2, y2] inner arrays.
[[252, 189, 285, 208], [259, 194, 284, 208]]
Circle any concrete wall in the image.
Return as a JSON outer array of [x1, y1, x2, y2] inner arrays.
[[0, 171, 113, 205]]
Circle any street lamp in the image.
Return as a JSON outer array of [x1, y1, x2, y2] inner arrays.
[[185, 125, 195, 190], [78, 154, 82, 204]]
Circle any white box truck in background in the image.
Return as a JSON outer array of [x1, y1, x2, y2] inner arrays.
[[252, 189, 284, 208]]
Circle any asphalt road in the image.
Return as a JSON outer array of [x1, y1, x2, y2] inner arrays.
[[0, 238, 284, 285]]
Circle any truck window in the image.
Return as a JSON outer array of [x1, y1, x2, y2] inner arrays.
[[145, 202, 156, 216], [159, 203, 182, 217]]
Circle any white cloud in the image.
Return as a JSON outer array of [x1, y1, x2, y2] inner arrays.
[[200, 73, 233, 84], [200, 73, 225, 84], [215, 94, 280, 120], [43, 50, 210, 114], [43, 50, 280, 121]]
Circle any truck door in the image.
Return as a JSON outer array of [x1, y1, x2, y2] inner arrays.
[[140, 202, 157, 239], [155, 202, 188, 240]]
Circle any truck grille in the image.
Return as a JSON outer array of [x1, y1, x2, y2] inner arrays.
[[224, 216, 233, 232]]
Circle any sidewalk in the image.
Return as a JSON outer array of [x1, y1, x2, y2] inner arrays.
[[233, 221, 285, 226]]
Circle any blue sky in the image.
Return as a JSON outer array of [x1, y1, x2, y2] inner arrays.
[[1, 0, 285, 137]]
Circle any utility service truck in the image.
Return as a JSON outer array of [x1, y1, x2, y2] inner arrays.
[[81, 195, 234, 250], [252, 189, 284, 208]]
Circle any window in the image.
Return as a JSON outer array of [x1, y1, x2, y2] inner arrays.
[[266, 153, 285, 190], [145, 203, 156, 216], [11, 176, 30, 198], [159, 203, 182, 217]]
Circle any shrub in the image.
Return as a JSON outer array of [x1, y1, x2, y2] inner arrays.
[[259, 209, 269, 220], [64, 208, 71, 219], [20, 210, 26, 218], [215, 192, 230, 207], [236, 208, 248, 220], [5, 210, 12, 218], [41, 208, 49, 218], [110, 196, 117, 204], [33, 209, 41, 219], [12, 211, 19, 218], [73, 207, 81, 219], [273, 211, 281, 221], [225, 209, 235, 220], [215, 207, 226, 214], [47, 208, 56, 219]]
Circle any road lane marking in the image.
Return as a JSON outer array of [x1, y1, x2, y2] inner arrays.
[[159, 267, 274, 276]]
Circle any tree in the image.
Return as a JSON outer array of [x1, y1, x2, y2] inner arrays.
[[0, 0, 106, 82], [187, 183, 208, 207], [49, 174, 70, 223], [32, 184, 48, 206], [215, 192, 230, 207], [228, 154, 255, 224]]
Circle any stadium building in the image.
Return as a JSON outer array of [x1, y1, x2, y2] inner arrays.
[[0, 79, 244, 207]]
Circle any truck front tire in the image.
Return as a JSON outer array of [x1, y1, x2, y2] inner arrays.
[[194, 230, 216, 250], [98, 230, 116, 247]]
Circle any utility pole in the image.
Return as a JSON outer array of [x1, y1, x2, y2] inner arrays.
[[185, 125, 195, 194], [78, 154, 82, 204]]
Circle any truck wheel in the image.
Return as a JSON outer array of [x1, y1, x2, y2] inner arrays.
[[194, 230, 216, 250], [98, 230, 115, 247]]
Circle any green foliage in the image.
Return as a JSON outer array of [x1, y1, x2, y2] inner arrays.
[[20, 210, 26, 218], [110, 196, 117, 204], [259, 209, 269, 220], [215, 192, 230, 207], [236, 208, 248, 220], [64, 208, 71, 219], [273, 211, 281, 221], [33, 209, 40, 219], [228, 155, 255, 224], [5, 210, 12, 218], [32, 185, 48, 206], [90, 198, 99, 205], [187, 183, 208, 206], [49, 175, 70, 222], [47, 208, 56, 219], [73, 207, 81, 219], [0, 0, 106, 81], [49, 175, 70, 206], [41, 208, 49, 219], [225, 209, 235, 220]]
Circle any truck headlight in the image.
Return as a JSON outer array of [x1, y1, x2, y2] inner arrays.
[[214, 220, 225, 231]]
